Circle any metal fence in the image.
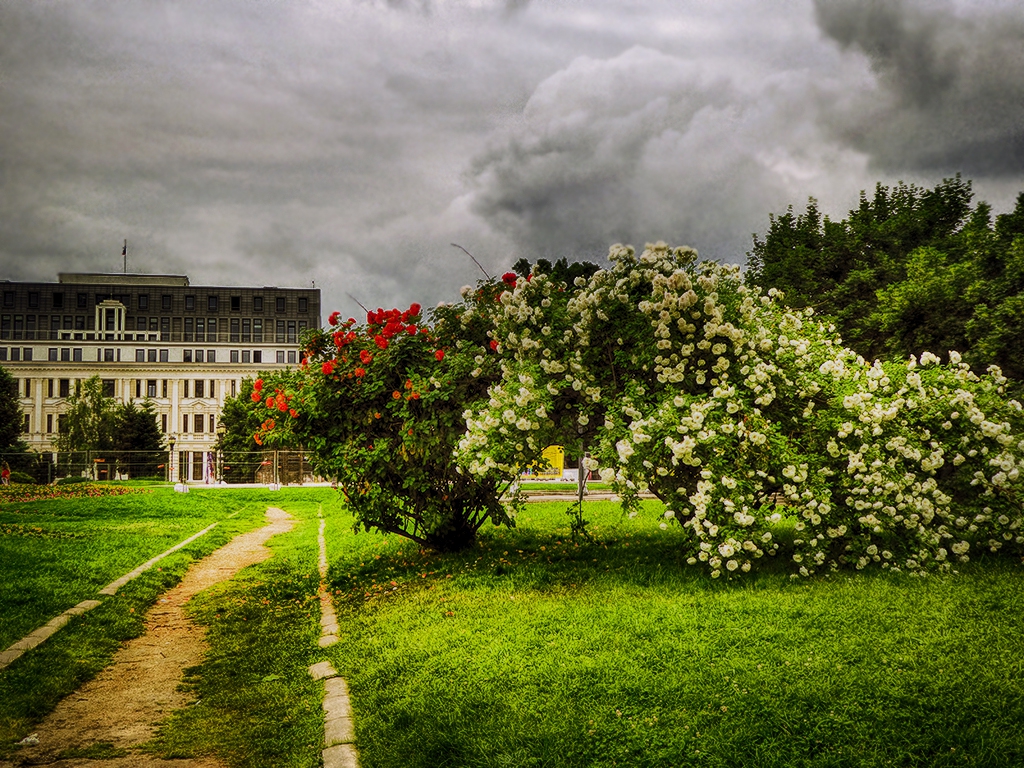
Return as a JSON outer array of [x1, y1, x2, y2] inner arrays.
[[0, 449, 319, 485]]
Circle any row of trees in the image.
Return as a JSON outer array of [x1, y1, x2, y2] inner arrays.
[[746, 175, 1024, 382], [0, 369, 166, 480], [244, 241, 1024, 578]]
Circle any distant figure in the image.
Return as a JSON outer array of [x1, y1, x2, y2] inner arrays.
[[1, 462, 10, 486]]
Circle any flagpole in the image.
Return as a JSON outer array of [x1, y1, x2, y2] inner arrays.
[[123, 239, 127, 273]]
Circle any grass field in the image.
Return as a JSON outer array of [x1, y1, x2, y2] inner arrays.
[[3, 487, 1024, 767]]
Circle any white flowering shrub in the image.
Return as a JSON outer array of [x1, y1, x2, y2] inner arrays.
[[460, 243, 1024, 577]]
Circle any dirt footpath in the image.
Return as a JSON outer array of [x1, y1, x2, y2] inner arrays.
[[6, 508, 294, 768]]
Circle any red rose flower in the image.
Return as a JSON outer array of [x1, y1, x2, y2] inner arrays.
[[374, 335, 389, 350], [322, 360, 335, 375], [434, 349, 445, 361], [251, 391, 261, 403], [502, 271, 517, 286], [265, 396, 275, 409], [360, 349, 373, 364], [354, 367, 366, 377], [490, 340, 499, 351], [409, 302, 421, 317], [254, 378, 263, 391], [329, 310, 341, 326]]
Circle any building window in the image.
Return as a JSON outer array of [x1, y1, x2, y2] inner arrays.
[[208, 296, 218, 312], [48, 348, 58, 361], [102, 379, 115, 397], [276, 350, 285, 364], [194, 413, 205, 433], [28, 292, 39, 309], [138, 294, 149, 310], [231, 296, 241, 311], [195, 350, 204, 363], [52, 293, 64, 310], [162, 414, 167, 432], [230, 349, 239, 363], [160, 317, 170, 341], [162, 380, 167, 397], [147, 379, 157, 398], [162, 294, 172, 311], [194, 380, 205, 398], [23, 348, 32, 362], [231, 379, 237, 396], [230, 318, 240, 342], [0, 349, 6, 361], [183, 349, 193, 363], [185, 295, 195, 311], [60, 348, 70, 362], [287, 350, 297, 364], [276, 320, 285, 342], [287, 320, 297, 343], [208, 318, 217, 342], [136, 349, 145, 362], [51, 316, 60, 338], [253, 296, 263, 312], [253, 319, 262, 342], [207, 350, 216, 363], [241, 350, 251, 363], [23, 378, 31, 397], [77, 293, 88, 309], [148, 349, 157, 362], [195, 318, 205, 342], [75, 315, 86, 330], [182, 414, 189, 432], [209, 380, 216, 398], [298, 297, 308, 312], [160, 349, 169, 362], [276, 297, 286, 313], [104, 348, 114, 362], [59, 379, 70, 397], [26, 315, 36, 340], [48, 379, 54, 397], [184, 317, 194, 342], [3, 291, 14, 308], [10, 348, 20, 361], [73, 348, 82, 362], [253, 350, 262, 363], [135, 379, 142, 398], [47, 414, 53, 433], [241, 318, 251, 342]]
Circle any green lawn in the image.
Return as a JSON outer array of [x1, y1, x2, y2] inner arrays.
[[3, 489, 1024, 767]]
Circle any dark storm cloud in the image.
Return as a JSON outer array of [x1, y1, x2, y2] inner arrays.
[[464, 45, 847, 264], [814, 0, 1024, 175]]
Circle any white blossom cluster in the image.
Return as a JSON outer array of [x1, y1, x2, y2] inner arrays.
[[457, 243, 1024, 578]]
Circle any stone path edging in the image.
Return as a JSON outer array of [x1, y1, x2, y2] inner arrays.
[[0, 521, 221, 673], [310, 506, 360, 768]]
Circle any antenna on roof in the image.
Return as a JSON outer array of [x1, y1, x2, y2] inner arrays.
[[122, 240, 127, 273], [451, 243, 492, 280]]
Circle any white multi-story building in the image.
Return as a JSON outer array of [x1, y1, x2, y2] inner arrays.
[[1, 272, 320, 482]]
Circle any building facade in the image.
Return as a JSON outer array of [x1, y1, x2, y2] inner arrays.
[[1, 272, 320, 482]]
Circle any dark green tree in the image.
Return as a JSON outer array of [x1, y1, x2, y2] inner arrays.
[[215, 378, 267, 483], [114, 400, 165, 478], [0, 365, 26, 454], [54, 376, 117, 479]]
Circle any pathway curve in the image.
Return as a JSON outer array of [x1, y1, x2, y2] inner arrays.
[[6, 508, 294, 768]]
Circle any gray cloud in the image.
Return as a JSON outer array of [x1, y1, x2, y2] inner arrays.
[[1, 0, 1023, 317], [814, 0, 1024, 175]]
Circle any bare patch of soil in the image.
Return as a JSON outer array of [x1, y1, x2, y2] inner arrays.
[[6, 507, 294, 768]]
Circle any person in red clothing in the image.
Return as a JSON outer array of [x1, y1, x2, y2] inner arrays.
[[1, 461, 10, 486]]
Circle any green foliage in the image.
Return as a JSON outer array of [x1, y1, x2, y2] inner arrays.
[[747, 176, 1024, 383], [216, 378, 269, 483], [113, 400, 165, 478], [251, 298, 517, 551], [0, 365, 26, 453], [54, 375, 117, 455], [7, 471, 35, 484]]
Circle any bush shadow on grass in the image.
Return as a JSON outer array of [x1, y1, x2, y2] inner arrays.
[[327, 500, 820, 607]]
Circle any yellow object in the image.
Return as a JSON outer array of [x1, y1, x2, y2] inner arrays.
[[524, 445, 564, 479]]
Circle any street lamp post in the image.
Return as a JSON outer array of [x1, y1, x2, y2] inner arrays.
[[168, 435, 176, 484]]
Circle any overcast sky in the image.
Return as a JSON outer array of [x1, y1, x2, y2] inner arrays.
[[2, 0, 1024, 319]]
